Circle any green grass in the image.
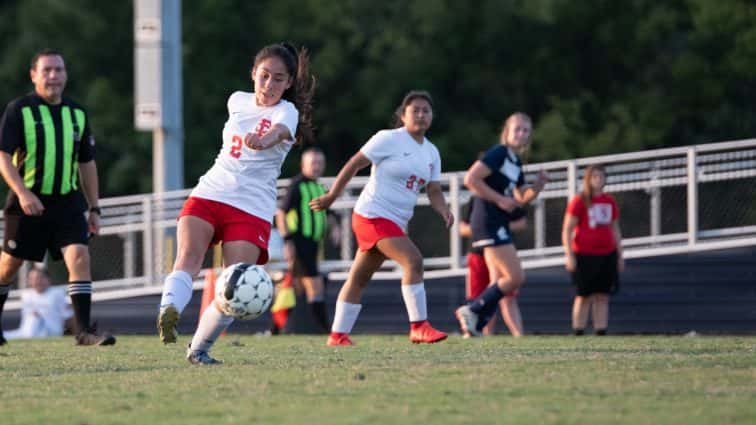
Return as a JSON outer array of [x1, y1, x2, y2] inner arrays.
[[1, 335, 755, 425]]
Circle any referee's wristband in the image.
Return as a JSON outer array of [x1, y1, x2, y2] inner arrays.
[[89, 207, 102, 215]]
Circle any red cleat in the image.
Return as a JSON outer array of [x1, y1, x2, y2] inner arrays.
[[409, 320, 448, 344], [327, 332, 355, 346]]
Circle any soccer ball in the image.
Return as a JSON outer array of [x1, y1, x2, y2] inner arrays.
[[215, 263, 274, 320]]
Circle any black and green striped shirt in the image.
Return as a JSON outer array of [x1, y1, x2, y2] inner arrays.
[[279, 174, 327, 242], [0, 93, 95, 197]]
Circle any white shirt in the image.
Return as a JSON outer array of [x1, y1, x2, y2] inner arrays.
[[354, 127, 442, 230], [191, 92, 299, 223], [7, 286, 72, 339]]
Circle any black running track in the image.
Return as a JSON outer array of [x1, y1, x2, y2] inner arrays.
[[3, 246, 755, 336]]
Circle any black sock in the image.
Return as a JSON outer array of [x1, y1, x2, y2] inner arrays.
[[574, 328, 585, 336], [469, 284, 505, 330], [0, 285, 9, 336], [310, 301, 330, 332], [69, 281, 92, 332], [595, 329, 607, 336]]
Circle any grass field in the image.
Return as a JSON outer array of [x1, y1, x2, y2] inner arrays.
[[1, 335, 755, 425]]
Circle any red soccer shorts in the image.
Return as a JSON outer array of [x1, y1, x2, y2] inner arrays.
[[352, 212, 405, 251], [179, 196, 271, 264]]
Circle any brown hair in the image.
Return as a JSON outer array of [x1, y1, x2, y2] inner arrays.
[[581, 164, 607, 207], [30, 48, 63, 70], [253, 43, 316, 145], [392, 90, 433, 128]]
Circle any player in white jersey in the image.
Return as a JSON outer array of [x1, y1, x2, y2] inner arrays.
[[310, 91, 453, 346], [156, 43, 316, 365]]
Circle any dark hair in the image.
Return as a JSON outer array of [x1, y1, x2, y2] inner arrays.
[[581, 164, 607, 208], [30, 48, 63, 70], [392, 90, 433, 128], [253, 43, 316, 145]]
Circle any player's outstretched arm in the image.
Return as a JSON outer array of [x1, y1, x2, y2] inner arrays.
[[245, 124, 292, 150], [310, 152, 371, 211]]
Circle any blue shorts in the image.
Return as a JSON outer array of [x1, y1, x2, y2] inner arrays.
[[471, 221, 514, 249]]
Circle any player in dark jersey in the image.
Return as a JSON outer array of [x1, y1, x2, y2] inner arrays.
[[455, 112, 548, 337], [460, 196, 526, 336]]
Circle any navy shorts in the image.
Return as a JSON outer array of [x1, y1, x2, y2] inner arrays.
[[471, 220, 514, 249]]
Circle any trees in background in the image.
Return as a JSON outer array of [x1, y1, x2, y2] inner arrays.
[[1, 0, 754, 196]]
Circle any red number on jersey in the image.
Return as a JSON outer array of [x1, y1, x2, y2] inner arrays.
[[255, 119, 272, 137], [405, 175, 417, 189], [230, 135, 243, 158]]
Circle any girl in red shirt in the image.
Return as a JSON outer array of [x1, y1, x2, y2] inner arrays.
[[561, 164, 624, 335]]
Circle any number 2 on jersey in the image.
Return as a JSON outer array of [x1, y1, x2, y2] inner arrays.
[[405, 175, 426, 191], [229, 135, 243, 158]]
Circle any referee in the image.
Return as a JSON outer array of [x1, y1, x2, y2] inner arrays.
[[276, 147, 331, 332], [0, 49, 114, 346]]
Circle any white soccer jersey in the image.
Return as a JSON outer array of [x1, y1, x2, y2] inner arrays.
[[354, 127, 442, 230], [191, 91, 299, 223]]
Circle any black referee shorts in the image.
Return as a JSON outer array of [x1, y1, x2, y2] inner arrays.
[[291, 238, 320, 278], [571, 251, 619, 296], [3, 194, 89, 262]]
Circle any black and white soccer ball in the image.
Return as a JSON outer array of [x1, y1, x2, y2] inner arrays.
[[215, 263, 274, 320]]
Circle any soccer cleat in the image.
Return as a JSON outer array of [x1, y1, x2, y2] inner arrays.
[[157, 304, 180, 344], [326, 332, 354, 346], [186, 345, 223, 365], [0, 333, 7, 346], [455, 305, 482, 337], [75, 330, 116, 346], [409, 321, 448, 344]]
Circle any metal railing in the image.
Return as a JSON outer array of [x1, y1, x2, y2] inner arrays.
[[3, 137, 756, 308]]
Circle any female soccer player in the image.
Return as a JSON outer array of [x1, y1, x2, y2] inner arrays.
[[310, 90, 453, 346], [562, 164, 623, 335], [156, 43, 315, 364], [460, 196, 526, 337], [455, 112, 548, 337]]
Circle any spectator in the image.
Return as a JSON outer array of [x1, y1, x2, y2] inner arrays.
[[562, 164, 624, 335], [4, 266, 74, 340]]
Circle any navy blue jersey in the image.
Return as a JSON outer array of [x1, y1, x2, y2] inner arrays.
[[470, 145, 525, 228]]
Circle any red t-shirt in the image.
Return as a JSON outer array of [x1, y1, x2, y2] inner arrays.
[[566, 193, 619, 255]]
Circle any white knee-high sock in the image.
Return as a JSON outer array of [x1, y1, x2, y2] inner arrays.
[[189, 304, 234, 353], [401, 282, 427, 322], [331, 301, 362, 334], [159, 270, 193, 313]]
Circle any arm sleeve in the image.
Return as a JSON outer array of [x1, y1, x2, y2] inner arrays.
[[77, 110, 96, 162], [430, 145, 442, 182], [480, 145, 506, 173], [359, 130, 393, 163], [278, 178, 300, 212], [272, 102, 299, 140], [566, 196, 584, 218], [0, 100, 23, 154]]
